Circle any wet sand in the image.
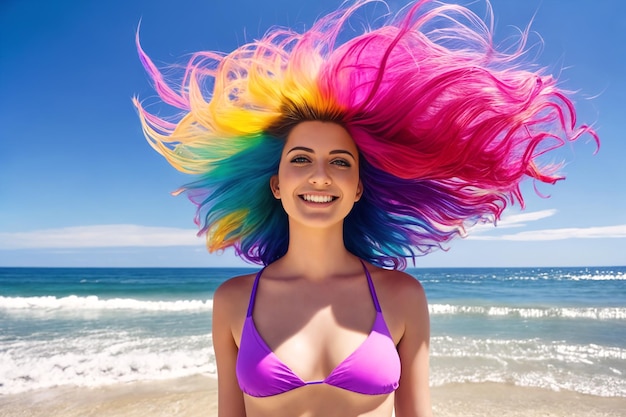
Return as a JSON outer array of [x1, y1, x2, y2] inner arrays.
[[1, 375, 624, 417]]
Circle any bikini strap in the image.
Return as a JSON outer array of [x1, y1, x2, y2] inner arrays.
[[246, 268, 265, 317], [360, 260, 382, 313]]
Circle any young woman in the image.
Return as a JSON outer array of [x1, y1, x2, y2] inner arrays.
[[212, 121, 431, 416], [134, 1, 597, 416]]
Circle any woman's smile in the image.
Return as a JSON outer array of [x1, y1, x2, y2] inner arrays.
[[299, 194, 339, 204]]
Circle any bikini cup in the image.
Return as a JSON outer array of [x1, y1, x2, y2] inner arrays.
[[235, 261, 401, 397]]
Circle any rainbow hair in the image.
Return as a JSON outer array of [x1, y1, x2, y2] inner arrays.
[[134, 0, 597, 269]]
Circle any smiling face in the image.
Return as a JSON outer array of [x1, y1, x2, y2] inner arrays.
[[270, 121, 363, 230]]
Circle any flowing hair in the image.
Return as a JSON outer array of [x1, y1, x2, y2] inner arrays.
[[134, 0, 597, 269]]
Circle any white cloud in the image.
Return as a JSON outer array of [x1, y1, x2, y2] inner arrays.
[[0, 225, 203, 249], [469, 225, 626, 241], [469, 209, 558, 233], [497, 209, 558, 227], [466, 209, 626, 241]]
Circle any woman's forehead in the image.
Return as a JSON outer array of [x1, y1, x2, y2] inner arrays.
[[284, 121, 358, 154]]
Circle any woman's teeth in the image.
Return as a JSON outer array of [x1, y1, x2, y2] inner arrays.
[[302, 194, 335, 203]]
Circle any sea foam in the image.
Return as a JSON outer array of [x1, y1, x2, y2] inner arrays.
[[429, 304, 626, 320], [0, 333, 216, 395], [0, 295, 213, 312]]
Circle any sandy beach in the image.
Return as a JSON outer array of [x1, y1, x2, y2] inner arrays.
[[1, 375, 625, 417]]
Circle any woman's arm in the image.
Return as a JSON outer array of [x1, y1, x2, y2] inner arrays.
[[393, 275, 432, 417], [212, 281, 247, 417]]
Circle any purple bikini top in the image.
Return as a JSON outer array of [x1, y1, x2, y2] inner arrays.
[[236, 261, 401, 397]]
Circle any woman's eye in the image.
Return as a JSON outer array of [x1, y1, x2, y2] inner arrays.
[[332, 159, 351, 167], [291, 156, 310, 164]]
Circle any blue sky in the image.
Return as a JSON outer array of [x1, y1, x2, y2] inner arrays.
[[1, 0, 624, 268]]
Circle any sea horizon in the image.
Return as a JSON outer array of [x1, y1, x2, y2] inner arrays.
[[2, 264, 624, 268]]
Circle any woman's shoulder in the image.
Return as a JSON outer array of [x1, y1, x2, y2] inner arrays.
[[367, 264, 428, 315], [370, 265, 425, 298], [213, 271, 258, 313]]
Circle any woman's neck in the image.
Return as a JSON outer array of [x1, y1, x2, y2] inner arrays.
[[274, 221, 360, 280]]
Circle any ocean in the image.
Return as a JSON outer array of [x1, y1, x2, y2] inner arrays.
[[1, 266, 624, 398]]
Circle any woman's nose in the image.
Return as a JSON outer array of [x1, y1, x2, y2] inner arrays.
[[309, 163, 332, 185]]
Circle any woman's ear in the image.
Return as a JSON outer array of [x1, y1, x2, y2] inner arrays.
[[270, 175, 280, 199], [355, 180, 363, 202]]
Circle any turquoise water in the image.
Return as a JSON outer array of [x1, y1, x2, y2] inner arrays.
[[1, 266, 624, 396]]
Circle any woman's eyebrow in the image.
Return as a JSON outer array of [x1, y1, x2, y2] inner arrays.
[[287, 146, 355, 160], [287, 146, 314, 154], [330, 149, 356, 160]]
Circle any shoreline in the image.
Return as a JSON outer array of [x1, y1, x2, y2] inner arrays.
[[2, 376, 625, 417]]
